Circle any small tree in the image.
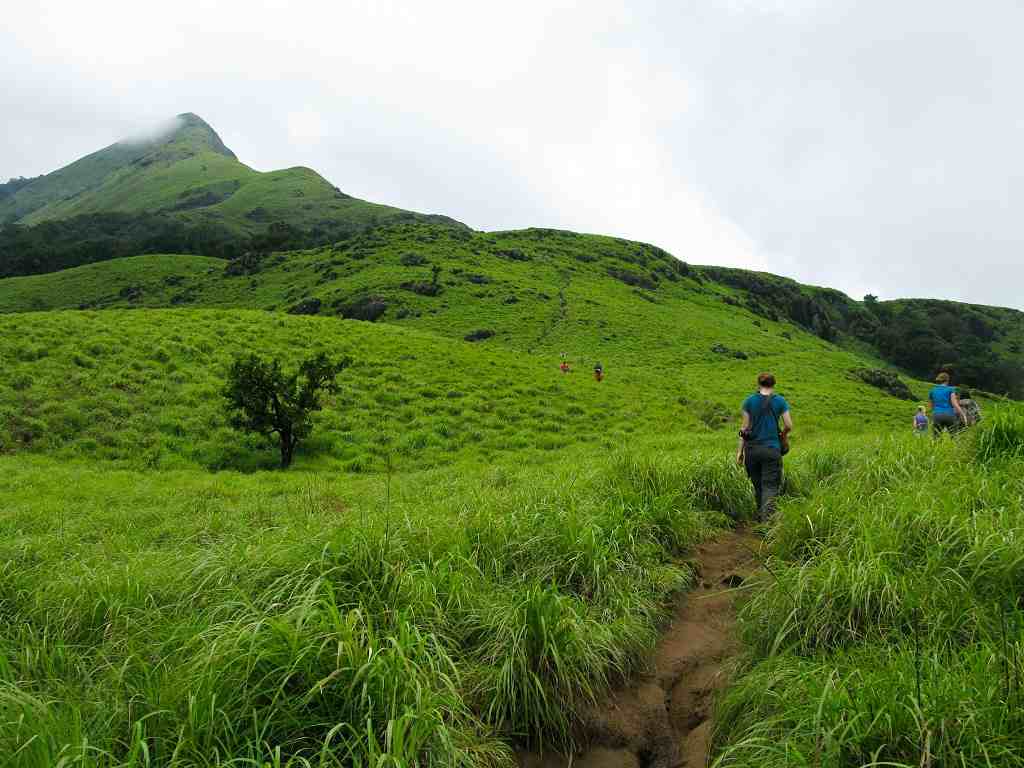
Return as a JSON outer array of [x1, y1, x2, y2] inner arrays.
[[223, 352, 348, 468]]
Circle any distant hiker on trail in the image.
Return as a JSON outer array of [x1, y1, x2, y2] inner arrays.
[[594, 362, 604, 382], [958, 389, 982, 427], [736, 372, 793, 520], [928, 372, 965, 437], [913, 405, 929, 436]]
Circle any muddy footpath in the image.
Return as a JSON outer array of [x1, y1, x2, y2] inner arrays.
[[519, 528, 762, 768]]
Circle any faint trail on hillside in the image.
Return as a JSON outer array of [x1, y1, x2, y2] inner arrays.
[[529, 269, 571, 354], [518, 528, 761, 768]]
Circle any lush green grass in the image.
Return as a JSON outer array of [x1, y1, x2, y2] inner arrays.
[[0, 254, 222, 312], [0, 288, 935, 765], [2, 184, 1018, 764], [0, 435, 759, 766], [0, 309, 1016, 765], [712, 410, 1024, 767], [0, 307, 917, 473]]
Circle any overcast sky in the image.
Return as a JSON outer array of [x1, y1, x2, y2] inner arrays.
[[4, 0, 1022, 308]]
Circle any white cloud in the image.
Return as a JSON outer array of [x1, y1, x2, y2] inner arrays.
[[286, 110, 329, 145]]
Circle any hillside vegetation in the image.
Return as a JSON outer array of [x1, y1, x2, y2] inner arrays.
[[3, 351, 1022, 766], [3, 217, 1021, 397], [705, 266, 1024, 398], [0, 114, 457, 277], [0, 296, 921, 767], [716, 415, 1024, 767], [0, 302, 914, 472], [0, 258, 951, 765], [1, 114, 407, 234]]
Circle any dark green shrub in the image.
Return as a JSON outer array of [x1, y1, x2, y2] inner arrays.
[[496, 248, 529, 261], [222, 352, 348, 468], [607, 267, 657, 290], [223, 251, 264, 276], [287, 298, 321, 315], [849, 368, 916, 400], [333, 295, 388, 322], [399, 252, 428, 266]]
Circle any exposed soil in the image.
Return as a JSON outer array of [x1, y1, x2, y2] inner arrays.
[[518, 528, 762, 768]]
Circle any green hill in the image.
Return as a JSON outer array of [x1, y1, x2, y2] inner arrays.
[[3, 218, 1021, 396], [0, 114, 460, 278], [2, 113, 1020, 396], [2, 113, 401, 232], [1, 220, 931, 471]]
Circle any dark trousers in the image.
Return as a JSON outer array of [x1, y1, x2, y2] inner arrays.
[[933, 411, 961, 437], [744, 443, 782, 519]]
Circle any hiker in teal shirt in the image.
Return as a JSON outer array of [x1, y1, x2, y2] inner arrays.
[[736, 372, 793, 519], [928, 372, 965, 437]]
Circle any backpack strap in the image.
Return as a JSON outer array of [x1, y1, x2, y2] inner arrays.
[[750, 394, 777, 441]]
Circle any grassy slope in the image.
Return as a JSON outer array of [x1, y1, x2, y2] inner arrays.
[[0, 305, 935, 767], [713, 417, 1024, 767], [0, 302, 911, 473], [0, 232, 938, 764], [0, 312, 1020, 765], [3, 189, 1022, 766], [1, 114, 232, 223], [0, 141, 147, 222], [0, 221, 930, 474], [3, 115, 1023, 766], [0, 223, 901, 370], [0, 254, 223, 311], [1, 435, 748, 766], [4, 114, 426, 239], [8, 222, 1020, 390]]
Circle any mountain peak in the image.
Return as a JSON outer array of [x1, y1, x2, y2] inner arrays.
[[165, 113, 237, 160], [112, 113, 236, 161]]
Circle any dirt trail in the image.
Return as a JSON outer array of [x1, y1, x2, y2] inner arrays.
[[519, 528, 762, 768], [529, 269, 570, 353]]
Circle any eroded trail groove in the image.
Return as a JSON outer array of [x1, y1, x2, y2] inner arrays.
[[520, 528, 762, 768]]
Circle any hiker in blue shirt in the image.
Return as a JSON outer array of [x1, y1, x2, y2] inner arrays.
[[928, 372, 965, 437], [736, 372, 793, 520]]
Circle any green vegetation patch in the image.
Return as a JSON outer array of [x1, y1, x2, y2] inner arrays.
[[0, 441, 754, 765], [714, 412, 1024, 766]]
